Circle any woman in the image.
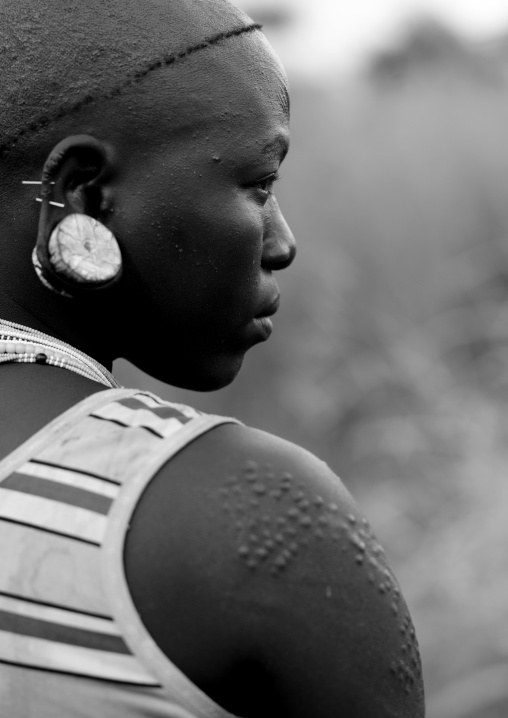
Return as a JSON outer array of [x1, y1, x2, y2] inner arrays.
[[0, 0, 424, 716]]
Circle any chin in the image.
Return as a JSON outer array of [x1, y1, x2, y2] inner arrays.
[[178, 355, 245, 392], [130, 352, 245, 392]]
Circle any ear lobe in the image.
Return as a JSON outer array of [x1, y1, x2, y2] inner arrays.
[[33, 135, 122, 297]]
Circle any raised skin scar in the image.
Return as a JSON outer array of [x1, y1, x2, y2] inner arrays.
[[219, 459, 423, 697]]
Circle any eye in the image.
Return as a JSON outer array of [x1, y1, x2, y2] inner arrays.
[[253, 172, 280, 200]]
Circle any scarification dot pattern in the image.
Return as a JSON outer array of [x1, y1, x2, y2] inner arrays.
[[222, 461, 391, 583], [222, 459, 422, 696]]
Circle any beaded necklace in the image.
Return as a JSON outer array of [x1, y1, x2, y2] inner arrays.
[[0, 318, 120, 388]]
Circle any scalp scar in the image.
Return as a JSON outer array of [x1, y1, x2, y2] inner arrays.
[[0, 23, 262, 156]]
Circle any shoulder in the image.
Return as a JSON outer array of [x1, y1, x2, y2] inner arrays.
[[127, 419, 425, 718]]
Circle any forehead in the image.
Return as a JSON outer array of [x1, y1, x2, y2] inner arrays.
[[129, 31, 289, 152]]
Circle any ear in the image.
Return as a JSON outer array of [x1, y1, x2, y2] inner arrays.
[[34, 135, 122, 297]]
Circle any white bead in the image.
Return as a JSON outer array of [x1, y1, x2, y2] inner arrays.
[[0, 318, 119, 388]]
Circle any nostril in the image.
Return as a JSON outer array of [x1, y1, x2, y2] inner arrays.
[[262, 240, 295, 271], [275, 242, 296, 271]]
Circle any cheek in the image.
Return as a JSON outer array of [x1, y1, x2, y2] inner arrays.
[[114, 165, 266, 313], [163, 193, 264, 278], [133, 206, 263, 322]]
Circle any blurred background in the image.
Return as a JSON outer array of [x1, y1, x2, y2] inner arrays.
[[115, 2, 508, 715]]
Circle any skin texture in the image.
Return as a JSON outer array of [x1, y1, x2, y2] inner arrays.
[[126, 425, 424, 717], [0, 18, 425, 718]]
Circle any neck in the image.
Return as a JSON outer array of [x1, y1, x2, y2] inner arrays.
[[0, 293, 115, 371]]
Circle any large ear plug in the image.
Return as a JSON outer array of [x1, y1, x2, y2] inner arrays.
[[31, 135, 123, 297], [48, 213, 121, 286], [33, 213, 122, 297]]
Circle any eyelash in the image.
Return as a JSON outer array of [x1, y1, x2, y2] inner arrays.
[[254, 172, 280, 197]]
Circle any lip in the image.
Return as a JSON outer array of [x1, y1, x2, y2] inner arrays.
[[251, 315, 273, 341], [255, 294, 280, 319]]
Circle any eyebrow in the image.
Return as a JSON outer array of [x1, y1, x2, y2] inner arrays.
[[281, 84, 290, 116], [262, 134, 289, 161]]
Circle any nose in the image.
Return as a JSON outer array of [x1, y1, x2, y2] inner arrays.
[[261, 197, 296, 271]]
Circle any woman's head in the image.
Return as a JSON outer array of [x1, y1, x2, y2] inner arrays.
[[0, 0, 295, 390]]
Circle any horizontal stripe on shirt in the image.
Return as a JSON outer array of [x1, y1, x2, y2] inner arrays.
[[18, 461, 120, 497], [2, 472, 113, 515], [0, 489, 106, 544], [30, 458, 122, 485], [0, 609, 128, 653], [0, 630, 159, 685], [0, 594, 118, 635], [0, 590, 112, 621]]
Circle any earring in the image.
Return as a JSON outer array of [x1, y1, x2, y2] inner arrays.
[[33, 214, 122, 295], [32, 247, 73, 298]]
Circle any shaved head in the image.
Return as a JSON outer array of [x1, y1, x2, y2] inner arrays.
[[0, 0, 294, 391], [0, 0, 257, 156]]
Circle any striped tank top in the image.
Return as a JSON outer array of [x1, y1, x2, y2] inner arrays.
[[0, 388, 241, 718]]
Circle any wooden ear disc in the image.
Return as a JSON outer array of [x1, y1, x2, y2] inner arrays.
[[48, 213, 122, 287]]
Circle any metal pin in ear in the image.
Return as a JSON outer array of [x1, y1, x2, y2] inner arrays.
[[22, 181, 55, 185], [35, 198, 65, 208]]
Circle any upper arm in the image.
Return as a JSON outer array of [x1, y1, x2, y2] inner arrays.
[[126, 423, 425, 718]]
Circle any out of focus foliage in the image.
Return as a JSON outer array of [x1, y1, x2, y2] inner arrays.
[[115, 20, 508, 718]]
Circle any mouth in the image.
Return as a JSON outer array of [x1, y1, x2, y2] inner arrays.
[[250, 295, 280, 343], [255, 294, 280, 319]]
